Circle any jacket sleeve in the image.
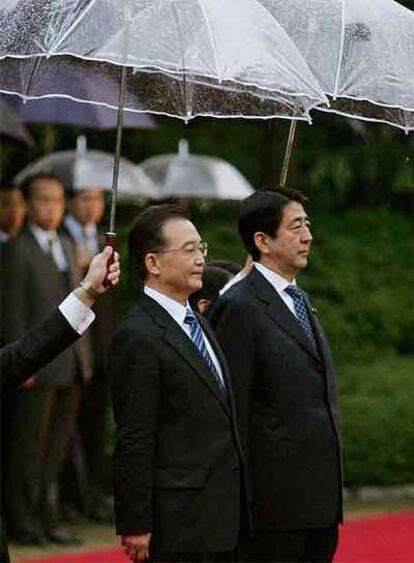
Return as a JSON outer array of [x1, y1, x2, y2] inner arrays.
[[109, 325, 160, 536], [0, 309, 79, 390]]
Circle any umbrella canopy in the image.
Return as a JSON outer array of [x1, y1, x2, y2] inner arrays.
[[258, 0, 414, 131], [14, 136, 157, 202], [0, 0, 328, 121], [140, 139, 254, 200], [2, 92, 155, 129], [0, 96, 33, 145]]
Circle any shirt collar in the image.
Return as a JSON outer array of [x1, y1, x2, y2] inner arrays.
[[64, 214, 97, 243], [254, 262, 296, 295], [29, 222, 58, 248], [144, 285, 190, 327], [0, 230, 10, 242]]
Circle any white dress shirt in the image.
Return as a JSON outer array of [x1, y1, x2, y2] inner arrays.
[[58, 292, 95, 335], [144, 285, 224, 385], [29, 223, 68, 272], [254, 262, 298, 318]]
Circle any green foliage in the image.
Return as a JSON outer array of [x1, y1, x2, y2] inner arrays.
[[301, 208, 414, 364], [340, 355, 414, 486]]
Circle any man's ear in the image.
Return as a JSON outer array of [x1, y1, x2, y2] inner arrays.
[[145, 253, 161, 276], [253, 232, 270, 256], [197, 298, 211, 315]]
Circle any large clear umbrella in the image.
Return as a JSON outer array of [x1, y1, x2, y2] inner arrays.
[[140, 139, 254, 201], [0, 0, 328, 242], [14, 135, 158, 202], [259, 0, 414, 131], [257, 0, 414, 186]]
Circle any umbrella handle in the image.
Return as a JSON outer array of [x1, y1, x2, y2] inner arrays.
[[103, 232, 118, 287]]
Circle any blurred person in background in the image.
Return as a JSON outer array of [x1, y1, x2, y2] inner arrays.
[[0, 185, 26, 243], [3, 173, 92, 546], [189, 265, 231, 315], [62, 186, 116, 522]]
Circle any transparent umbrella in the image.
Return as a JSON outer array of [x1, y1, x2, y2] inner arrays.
[[14, 135, 158, 202], [140, 139, 254, 201], [0, 0, 328, 240], [0, 0, 327, 121], [258, 0, 414, 131]]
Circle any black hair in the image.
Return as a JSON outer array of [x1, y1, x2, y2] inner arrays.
[[189, 265, 231, 312], [19, 173, 64, 201], [128, 204, 188, 283], [238, 188, 307, 261], [208, 259, 241, 276]]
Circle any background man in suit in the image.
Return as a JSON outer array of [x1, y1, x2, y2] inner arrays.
[[63, 186, 116, 522], [0, 185, 26, 243], [0, 246, 120, 563], [3, 174, 92, 546], [109, 204, 245, 563], [209, 189, 343, 562]]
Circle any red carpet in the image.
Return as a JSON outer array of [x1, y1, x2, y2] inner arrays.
[[19, 511, 414, 562], [336, 511, 414, 561], [19, 548, 126, 563]]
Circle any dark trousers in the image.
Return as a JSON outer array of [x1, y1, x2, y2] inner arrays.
[[5, 384, 80, 535], [150, 550, 235, 562], [240, 525, 339, 563]]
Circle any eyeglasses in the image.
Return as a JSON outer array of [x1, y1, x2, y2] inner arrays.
[[153, 241, 208, 258]]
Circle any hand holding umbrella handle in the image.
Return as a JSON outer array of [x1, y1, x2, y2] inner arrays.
[[103, 232, 118, 286]]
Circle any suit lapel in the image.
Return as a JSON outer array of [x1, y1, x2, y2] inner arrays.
[[140, 295, 231, 416], [249, 268, 321, 363]]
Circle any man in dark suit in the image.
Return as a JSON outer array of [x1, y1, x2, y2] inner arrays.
[[208, 189, 343, 562], [3, 173, 92, 545], [0, 246, 120, 563], [63, 186, 116, 521], [109, 204, 245, 562]]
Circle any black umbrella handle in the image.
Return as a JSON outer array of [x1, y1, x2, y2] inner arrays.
[[103, 232, 118, 287]]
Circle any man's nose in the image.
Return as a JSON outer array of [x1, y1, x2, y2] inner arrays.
[[302, 226, 313, 243]]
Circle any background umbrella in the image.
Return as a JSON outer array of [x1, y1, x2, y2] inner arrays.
[[0, 0, 328, 245], [139, 139, 254, 201], [0, 96, 33, 146], [14, 135, 158, 202]]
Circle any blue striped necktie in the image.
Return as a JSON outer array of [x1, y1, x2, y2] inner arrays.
[[184, 309, 226, 394], [284, 285, 318, 351]]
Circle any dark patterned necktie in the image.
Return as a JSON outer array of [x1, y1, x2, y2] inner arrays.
[[184, 309, 226, 394], [285, 285, 318, 351]]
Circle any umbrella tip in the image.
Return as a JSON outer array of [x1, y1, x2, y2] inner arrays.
[[76, 135, 88, 155], [178, 138, 189, 158]]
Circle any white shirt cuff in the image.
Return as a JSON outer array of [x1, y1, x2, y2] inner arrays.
[[58, 292, 96, 335]]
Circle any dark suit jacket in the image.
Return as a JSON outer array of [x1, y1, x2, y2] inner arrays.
[[208, 268, 343, 531], [3, 227, 91, 385], [109, 293, 245, 553], [0, 310, 79, 390]]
